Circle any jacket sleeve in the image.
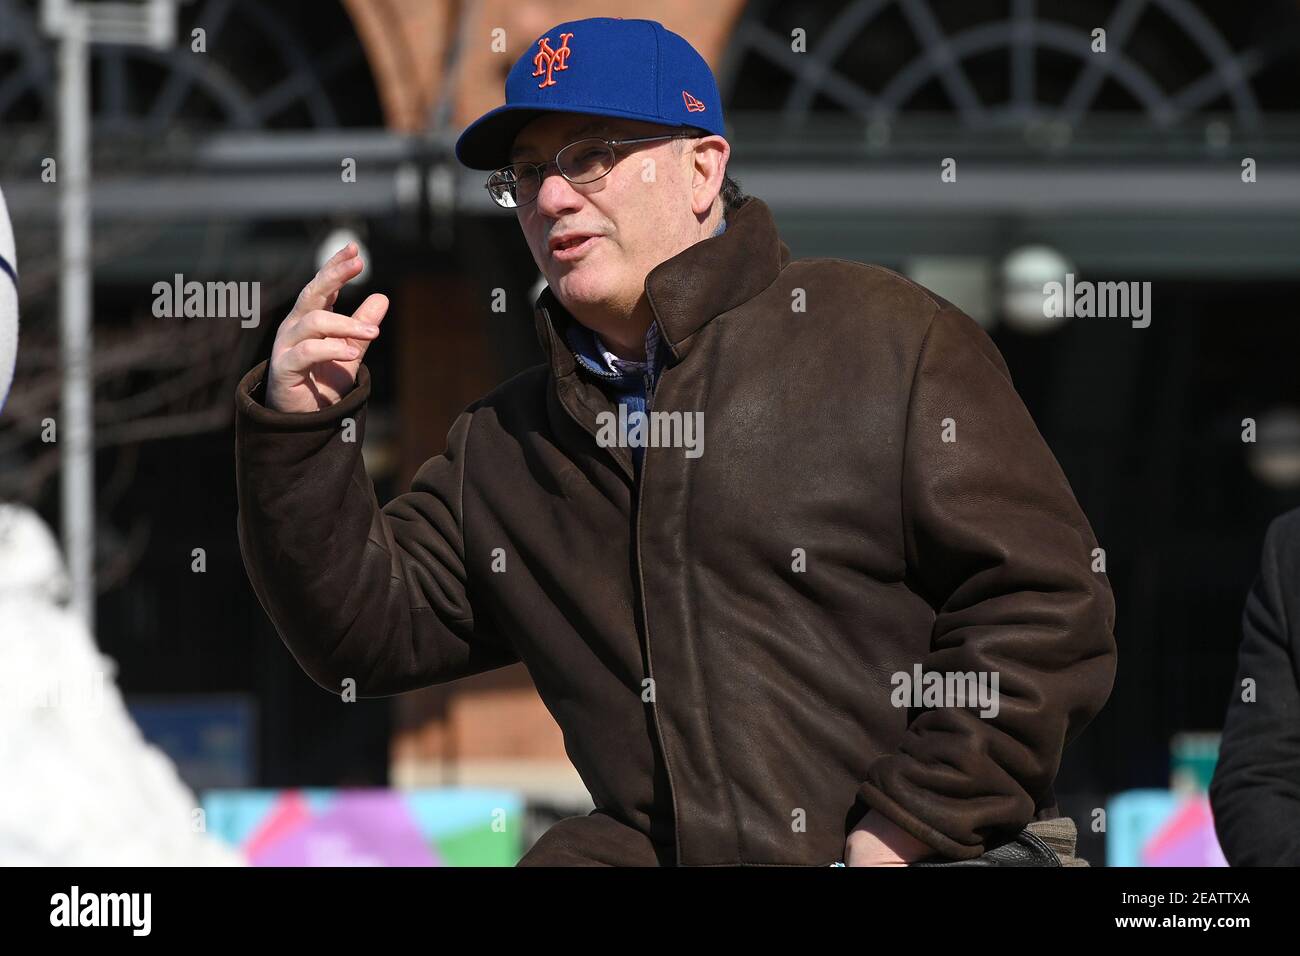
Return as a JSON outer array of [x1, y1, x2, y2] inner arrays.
[[855, 306, 1118, 859], [1209, 512, 1300, 866], [234, 359, 518, 697]]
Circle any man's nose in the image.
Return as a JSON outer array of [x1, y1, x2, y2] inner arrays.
[[535, 167, 584, 217]]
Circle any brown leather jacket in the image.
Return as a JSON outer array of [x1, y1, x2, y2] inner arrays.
[[235, 196, 1116, 866]]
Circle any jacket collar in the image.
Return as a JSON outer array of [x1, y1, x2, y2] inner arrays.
[[534, 196, 789, 375]]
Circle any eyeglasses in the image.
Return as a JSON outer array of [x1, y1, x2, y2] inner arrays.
[[485, 133, 697, 209]]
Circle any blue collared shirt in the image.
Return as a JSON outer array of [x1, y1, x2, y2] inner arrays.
[[564, 216, 726, 474]]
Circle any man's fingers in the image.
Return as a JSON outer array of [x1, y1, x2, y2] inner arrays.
[[326, 240, 356, 266], [276, 337, 361, 375], [294, 250, 363, 316], [352, 292, 389, 327], [282, 309, 381, 350], [345, 294, 390, 364]]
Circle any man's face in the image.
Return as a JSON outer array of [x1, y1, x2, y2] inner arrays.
[[508, 113, 704, 323]]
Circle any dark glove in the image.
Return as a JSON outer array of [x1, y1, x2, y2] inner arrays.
[[909, 825, 1062, 866]]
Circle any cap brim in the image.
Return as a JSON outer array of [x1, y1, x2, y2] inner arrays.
[[454, 102, 703, 170], [454, 105, 549, 170]]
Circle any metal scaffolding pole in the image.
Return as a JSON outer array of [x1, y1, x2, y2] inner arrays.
[[43, 0, 177, 637], [55, 8, 93, 632]]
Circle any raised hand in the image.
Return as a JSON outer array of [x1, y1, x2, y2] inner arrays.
[[265, 242, 389, 413]]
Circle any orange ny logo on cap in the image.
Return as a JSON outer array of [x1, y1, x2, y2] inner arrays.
[[532, 32, 574, 88], [682, 90, 706, 112]]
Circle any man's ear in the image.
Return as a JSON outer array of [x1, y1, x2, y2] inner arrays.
[[690, 135, 730, 218]]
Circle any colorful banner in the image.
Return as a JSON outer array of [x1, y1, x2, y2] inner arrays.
[[201, 788, 524, 866]]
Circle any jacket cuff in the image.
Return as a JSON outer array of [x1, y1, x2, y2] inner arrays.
[[235, 359, 372, 431], [853, 778, 985, 861]]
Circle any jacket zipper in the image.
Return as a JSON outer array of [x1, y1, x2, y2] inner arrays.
[[632, 372, 683, 867], [551, 310, 681, 861]]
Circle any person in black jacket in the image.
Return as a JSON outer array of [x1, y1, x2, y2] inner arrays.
[[1210, 506, 1300, 865]]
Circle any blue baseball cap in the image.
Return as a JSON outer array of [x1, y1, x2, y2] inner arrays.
[[455, 17, 726, 170]]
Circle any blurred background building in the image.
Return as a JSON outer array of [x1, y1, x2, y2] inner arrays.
[[2, 0, 1299, 864]]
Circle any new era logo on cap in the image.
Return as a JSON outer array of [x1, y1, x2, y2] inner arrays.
[[455, 17, 726, 170]]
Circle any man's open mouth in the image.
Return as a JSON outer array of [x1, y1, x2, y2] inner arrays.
[[549, 234, 601, 260]]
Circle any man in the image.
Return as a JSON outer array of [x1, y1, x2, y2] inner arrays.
[[234, 17, 1116, 866], [1210, 507, 1300, 865]]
